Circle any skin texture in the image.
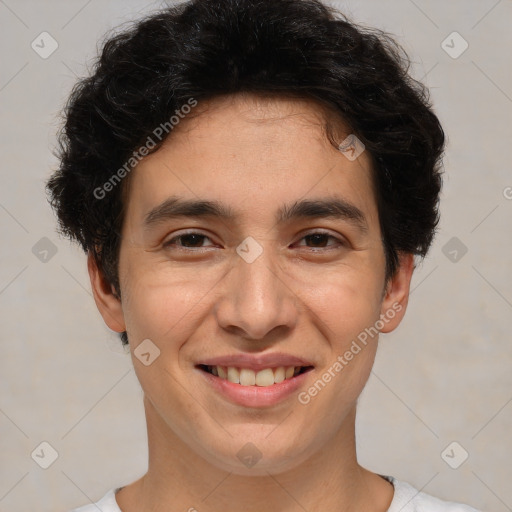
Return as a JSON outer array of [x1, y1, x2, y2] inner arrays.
[[88, 93, 414, 512]]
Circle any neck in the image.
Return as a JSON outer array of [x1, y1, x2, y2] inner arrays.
[[116, 397, 394, 512]]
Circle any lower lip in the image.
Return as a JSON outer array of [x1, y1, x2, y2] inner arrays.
[[196, 367, 313, 408]]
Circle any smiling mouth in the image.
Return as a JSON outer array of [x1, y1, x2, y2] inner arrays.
[[196, 364, 314, 387]]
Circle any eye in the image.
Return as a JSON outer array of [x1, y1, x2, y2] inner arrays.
[[294, 231, 345, 249], [163, 231, 215, 250], [163, 230, 345, 252]]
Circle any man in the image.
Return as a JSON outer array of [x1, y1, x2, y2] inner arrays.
[[47, 0, 480, 510]]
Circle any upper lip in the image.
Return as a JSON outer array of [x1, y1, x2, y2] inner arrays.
[[196, 352, 315, 372]]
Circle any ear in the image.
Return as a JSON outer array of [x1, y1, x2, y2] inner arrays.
[[87, 251, 126, 333], [379, 252, 415, 334]]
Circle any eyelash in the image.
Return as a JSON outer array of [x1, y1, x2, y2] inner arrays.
[[163, 230, 345, 252]]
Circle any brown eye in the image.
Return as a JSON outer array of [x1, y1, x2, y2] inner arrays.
[[304, 233, 330, 247], [164, 232, 214, 249], [295, 231, 344, 249]]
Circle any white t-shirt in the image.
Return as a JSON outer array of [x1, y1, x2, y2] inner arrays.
[[70, 475, 482, 511]]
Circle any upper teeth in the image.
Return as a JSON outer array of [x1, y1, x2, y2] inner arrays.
[[208, 366, 303, 387]]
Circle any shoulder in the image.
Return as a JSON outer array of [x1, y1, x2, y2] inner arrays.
[[384, 476, 482, 512], [68, 487, 122, 512]]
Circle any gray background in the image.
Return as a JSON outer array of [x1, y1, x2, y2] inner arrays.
[[1, 0, 511, 510]]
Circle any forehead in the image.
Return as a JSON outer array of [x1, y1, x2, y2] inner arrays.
[[122, 93, 378, 229], [176, 92, 353, 152]]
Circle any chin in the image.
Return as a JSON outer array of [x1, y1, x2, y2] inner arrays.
[[198, 432, 314, 476]]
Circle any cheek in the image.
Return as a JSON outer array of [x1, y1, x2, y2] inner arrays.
[[120, 249, 384, 345], [296, 268, 382, 398], [295, 263, 383, 340], [119, 258, 221, 344]]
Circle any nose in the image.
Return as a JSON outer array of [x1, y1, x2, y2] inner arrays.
[[214, 246, 299, 341]]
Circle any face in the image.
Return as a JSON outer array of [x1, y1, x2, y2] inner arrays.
[[89, 93, 413, 476]]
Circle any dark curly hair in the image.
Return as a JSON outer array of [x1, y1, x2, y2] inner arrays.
[[46, 0, 445, 346]]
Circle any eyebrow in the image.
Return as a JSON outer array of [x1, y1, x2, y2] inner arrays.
[[144, 195, 368, 233]]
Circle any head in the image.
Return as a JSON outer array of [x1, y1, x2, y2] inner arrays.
[[47, 0, 444, 474]]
